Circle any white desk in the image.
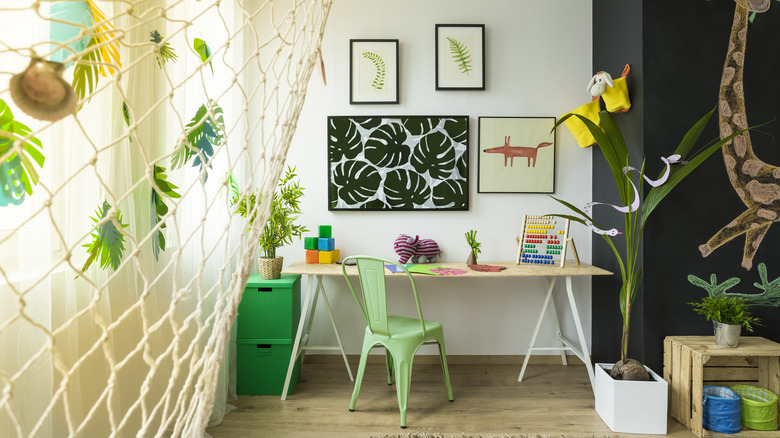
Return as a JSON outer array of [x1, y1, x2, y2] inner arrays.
[[279, 260, 612, 400]]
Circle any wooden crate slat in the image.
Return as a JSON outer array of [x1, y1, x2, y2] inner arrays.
[[704, 356, 758, 367], [702, 366, 758, 381]]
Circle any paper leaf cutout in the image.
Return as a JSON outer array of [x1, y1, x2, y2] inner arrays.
[[150, 165, 180, 260], [0, 98, 45, 205], [194, 38, 213, 74], [150, 30, 178, 68], [171, 100, 225, 181], [81, 200, 128, 274]]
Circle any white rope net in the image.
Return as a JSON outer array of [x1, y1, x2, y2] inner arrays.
[[0, 0, 330, 436]]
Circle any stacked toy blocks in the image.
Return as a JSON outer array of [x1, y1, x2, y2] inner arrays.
[[304, 225, 340, 264]]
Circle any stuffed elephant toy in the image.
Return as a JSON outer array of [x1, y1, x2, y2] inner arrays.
[[393, 234, 441, 264]]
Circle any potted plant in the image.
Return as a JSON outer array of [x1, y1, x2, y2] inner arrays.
[[553, 108, 746, 434], [232, 166, 309, 279], [465, 229, 481, 265], [689, 295, 761, 348]]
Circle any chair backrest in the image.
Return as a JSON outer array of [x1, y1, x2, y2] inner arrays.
[[341, 255, 426, 337]]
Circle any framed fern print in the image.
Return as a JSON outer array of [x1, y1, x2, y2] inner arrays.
[[350, 39, 399, 104], [435, 24, 485, 90], [327, 115, 469, 211]]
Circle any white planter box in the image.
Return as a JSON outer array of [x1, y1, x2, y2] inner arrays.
[[594, 362, 668, 435]]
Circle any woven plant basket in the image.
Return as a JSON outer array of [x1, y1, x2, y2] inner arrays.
[[731, 385, 778, 431], [258, 256, 283, 280]]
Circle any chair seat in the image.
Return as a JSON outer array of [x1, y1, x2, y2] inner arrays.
[[365, 316, 443, 341]]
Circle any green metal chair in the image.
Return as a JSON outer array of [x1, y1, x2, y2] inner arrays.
[[341, 255, 454, 428]]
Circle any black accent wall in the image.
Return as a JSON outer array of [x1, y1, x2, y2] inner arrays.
[[592, 0, 780, 372]]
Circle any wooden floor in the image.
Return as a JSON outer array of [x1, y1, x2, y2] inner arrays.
[[206, 355, 700, 438]]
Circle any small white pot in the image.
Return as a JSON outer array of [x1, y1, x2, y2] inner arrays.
[[594, 362, 668, 434]]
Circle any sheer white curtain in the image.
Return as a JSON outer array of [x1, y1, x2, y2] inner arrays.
[[0, 1, 329, 436]]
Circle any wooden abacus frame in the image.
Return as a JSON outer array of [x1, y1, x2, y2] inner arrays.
[[515, 215, 579, 267]]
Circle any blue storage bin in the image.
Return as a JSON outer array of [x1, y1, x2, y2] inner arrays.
[[703, 385, 741, 434]]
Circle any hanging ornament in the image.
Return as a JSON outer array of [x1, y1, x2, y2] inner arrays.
[[9, 57, 77, 122]]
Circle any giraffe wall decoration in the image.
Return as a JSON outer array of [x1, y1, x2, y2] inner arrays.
[[699, 0, 780, 270]]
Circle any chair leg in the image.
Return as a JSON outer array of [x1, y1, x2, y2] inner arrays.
[[385, 349, 394, 385], [437, 340, 454, 402], [349, 342, 372, 411], [393, 357, 412, 428]]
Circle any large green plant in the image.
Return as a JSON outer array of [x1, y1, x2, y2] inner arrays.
[[552, 108, 746, 367], [232, 166, 309, 259]]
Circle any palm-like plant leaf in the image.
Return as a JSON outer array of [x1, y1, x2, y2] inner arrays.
[[81, 200, 128, 274], [171, 101, 225, 181], [150, 166, 180, 260], [0, 98, 44, 205], [51, 1, 121, 107], [447, 37, 472, 74], [150, 30, 178, 68]]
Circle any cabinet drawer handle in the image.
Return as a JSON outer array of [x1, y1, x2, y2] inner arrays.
[[256, 287, 273, 292]]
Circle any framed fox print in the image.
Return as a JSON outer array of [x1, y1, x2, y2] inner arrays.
[[478, 117, 556, 193], [435, 24, 485, 90], [350, 39, 399, 104]]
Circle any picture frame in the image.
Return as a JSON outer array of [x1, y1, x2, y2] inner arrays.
[[327, 115, 469, 211], [435, 24, 485, 90], [350, 39, 399, 104], [477, 117, 556, 193]]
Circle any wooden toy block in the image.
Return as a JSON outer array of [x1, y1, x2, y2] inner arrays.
[[318, 225, 332, 238], [319, 250, 334, 264], [332, 249, 340, 262], [305, 249, 319, 264], [318, 237, 335, 251], [304, 237, 318, 250]]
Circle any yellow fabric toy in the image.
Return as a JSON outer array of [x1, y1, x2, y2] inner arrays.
[[562, 99, 601, 148]]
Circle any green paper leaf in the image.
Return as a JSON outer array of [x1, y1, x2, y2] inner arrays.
[[193, 38, 213, 74], [0, 98, 45, 203], [80, 200, 128, 274]]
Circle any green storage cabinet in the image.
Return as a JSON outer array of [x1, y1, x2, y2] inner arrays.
[[236, 274, 302, 395], [236, 339, 302, 395], [237, 274, 301, 339]]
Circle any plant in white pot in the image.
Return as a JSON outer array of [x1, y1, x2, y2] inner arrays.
[[232, 166, 309, 279], [552, 108, 747, 434], [689, 295, 761, 348]]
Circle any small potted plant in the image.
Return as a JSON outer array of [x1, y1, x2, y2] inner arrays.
[[689, 295, 761, 348], [232, 166, 309, 279], [465, 230, 481, 265]]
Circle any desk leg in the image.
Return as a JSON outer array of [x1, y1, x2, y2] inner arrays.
[[518, 277, 557, 382], [546, 277, 568, 366], [281, 274, 316, 400], [318, 279, 354, 381], [565, 275, 594, 389]]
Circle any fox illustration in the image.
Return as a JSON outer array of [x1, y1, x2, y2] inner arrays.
[[483, 136, 553, 167]]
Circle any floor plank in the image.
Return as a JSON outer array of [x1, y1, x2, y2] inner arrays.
[[206, 356, 697, 438]]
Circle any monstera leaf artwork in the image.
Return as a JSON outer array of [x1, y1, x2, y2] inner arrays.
[[0, 98, 44, 206], [327, 115, 468, 210]]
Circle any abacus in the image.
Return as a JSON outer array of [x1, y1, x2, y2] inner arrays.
[[515, 215, 579, 267]]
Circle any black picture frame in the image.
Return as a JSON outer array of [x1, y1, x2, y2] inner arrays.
[[327, 115, 469, 211], [349, 39, 399, 104], [435, 24, 485, 90]]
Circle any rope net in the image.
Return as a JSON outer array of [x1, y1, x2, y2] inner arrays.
[[0, 0, 330, 436]]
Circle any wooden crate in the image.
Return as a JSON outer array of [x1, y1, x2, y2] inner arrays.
[[664, 336, 780, 437]]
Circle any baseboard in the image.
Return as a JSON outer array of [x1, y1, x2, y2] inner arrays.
[[303, 354, 585, 366]]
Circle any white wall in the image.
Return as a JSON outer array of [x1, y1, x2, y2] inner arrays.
[[278, 0, 594, 356]]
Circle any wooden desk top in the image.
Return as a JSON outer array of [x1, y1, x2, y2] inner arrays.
[[282, 260, 612, 278]]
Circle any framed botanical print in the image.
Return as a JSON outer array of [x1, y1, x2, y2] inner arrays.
[[478, 117, 556, 193], [435, 24, 485, 90], [327, 115, 469, 211], [350, 39, 399, 104]]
